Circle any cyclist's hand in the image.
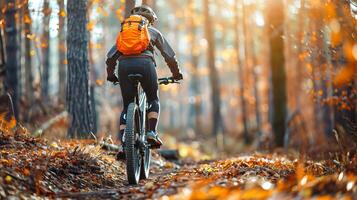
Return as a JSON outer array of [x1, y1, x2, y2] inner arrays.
[[172, 72, 183, 81], [107, 75, 119, 83]]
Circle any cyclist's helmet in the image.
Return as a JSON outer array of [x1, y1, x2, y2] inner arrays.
[[131, 5, 158, 24]]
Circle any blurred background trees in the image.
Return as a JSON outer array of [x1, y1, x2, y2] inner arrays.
[[0, 0, 356, 156], [267, 0, 287, 147], [203, 0, 223, 137]]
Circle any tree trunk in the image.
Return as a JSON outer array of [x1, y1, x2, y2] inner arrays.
[[168, 0, 183, 128], [87, 3, 98, 135], [67, 0, 94, 138], [41, 0, 51, 101], [142, 0, 155, 7], [125, 0, 136, 18], [267, 0, 287, 147], [58, 0, 66, 103], [309, 15, 322, 136], [0, 27, 6, 95], [90, 85, 97, 134], [0, 29, 4, 71], [322, 27, 334, 135], [239, 2, 250, 143], [0, 2, 6, 94], [334, 0, 357, 141], [4, 0, 20, 120], [295, 0, 305, 108], [24, 2, 34, 108], [203, 0, 223, 136], [252, 44, 262, 143], [188, 0, 202, 135]]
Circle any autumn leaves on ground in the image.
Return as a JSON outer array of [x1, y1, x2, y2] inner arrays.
[[0, 118, 356, 199], [1, 0, 357, 199]]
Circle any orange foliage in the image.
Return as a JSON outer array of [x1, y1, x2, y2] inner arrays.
[[24, 14, 31, 24], [333, 64, 356, 87], [0, 113, 16, 132], [59, 10, 66, 17]]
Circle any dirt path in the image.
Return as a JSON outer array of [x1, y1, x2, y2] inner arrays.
[[0, 130, 356, 199]]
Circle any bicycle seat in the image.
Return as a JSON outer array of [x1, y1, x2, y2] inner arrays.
[[128, 74, 143, 82]]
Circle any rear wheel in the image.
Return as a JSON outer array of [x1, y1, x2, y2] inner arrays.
[[125, 103, 141, 185]]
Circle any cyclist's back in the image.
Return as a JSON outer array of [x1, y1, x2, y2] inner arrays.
[[106, 5, 183, 159]]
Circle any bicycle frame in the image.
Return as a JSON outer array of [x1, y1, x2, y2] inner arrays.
[[135, 82, 148, 151], [124, 76, 179, 150], [115, 76, 179, 184]]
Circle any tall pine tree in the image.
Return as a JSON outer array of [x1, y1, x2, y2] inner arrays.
[[58, 0, 66, 103], [4, 0, 20, 119], [66, 0, 94, 138], [203, 0, 223, 136], [267, 0, 287, 147]]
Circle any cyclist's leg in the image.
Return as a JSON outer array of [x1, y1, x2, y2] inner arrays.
[[140, 59, 162, 146], [141, 59, 159, 132], [118, 63, 137, 142]]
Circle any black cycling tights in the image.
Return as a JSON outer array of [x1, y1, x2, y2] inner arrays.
[[118, 57, 160, 126]]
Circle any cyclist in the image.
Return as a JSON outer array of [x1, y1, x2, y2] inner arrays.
[[106, 5, 183, 159]]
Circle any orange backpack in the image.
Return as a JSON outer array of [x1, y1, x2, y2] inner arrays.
[[116, 15, 151, 55]]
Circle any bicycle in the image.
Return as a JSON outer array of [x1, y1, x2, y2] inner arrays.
[[115, 75, 179, 185]]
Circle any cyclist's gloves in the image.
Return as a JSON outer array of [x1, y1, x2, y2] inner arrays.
[[107, 75, 119, 83], [172, 71, 183, 81], [106, 63, 119, 83]]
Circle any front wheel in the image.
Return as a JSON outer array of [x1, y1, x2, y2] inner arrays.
[[125, 103, 141, 185], [140, 147, 151, 179]]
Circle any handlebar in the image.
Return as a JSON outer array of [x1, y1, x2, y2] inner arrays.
[[158, 77, 181, 85], [113, 77, 181, 86]]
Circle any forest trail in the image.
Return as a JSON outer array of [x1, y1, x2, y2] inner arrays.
[[1, 0, 356, 199], [0, 125, 356, 199]]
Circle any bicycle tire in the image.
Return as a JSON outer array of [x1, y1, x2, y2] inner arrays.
[[140, 147, 151, 179], [139, 93, 151, 179], [125, 103, 141, 185]]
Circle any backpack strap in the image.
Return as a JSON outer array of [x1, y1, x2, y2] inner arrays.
[[121, 19, 148, 31], [123, 20, 142, 24]]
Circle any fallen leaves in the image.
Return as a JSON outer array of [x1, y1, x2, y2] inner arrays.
[[4, 176, 11, 184], [0, 125, 356, 199], [0, 113, 16, 132], [0, 129, 125, 198], [167, 154, 357, 200]]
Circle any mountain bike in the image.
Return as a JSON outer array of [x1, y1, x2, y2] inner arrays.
[[119, 75, 179, 184]]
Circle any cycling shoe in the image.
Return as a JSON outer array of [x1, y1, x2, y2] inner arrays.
[[146, 131, 163, 149]]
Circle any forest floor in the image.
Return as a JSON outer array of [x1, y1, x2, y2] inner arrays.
[[0, 121, 356, 199]]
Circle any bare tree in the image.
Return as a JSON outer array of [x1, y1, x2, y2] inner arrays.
[[23, 0, 34, 108], [58, 0, 66, 103], [252, 41, 262, 143], [321, 16, 334, 135], [67, 0, 94, 138], [142, 0, 155, 7], [125, 0, 136, 18], [295, 0, 305, 108], [188, 0, 202, 135], [237, 1, 249, 143], [332, 0, 357, 145], [0, 0, 6, 94], [4, 0, 20, 119], [203, 0, 223, 136], [0, 18, 6, 95], [267, 0, 287, 147], [41, 0, 51, 101]]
